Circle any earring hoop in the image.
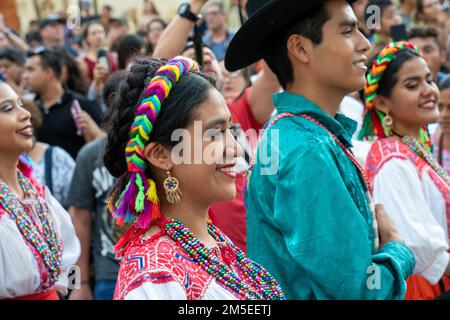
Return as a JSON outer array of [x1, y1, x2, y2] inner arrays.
[[163, 171, 182, 204]]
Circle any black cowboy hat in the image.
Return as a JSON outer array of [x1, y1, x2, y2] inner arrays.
[[225, 0, 357, 71]]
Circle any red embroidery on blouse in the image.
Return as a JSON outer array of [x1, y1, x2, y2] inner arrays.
[[366, 139, 450, 238], [0, 177, 53, 293], [114, 235, 246, 300]]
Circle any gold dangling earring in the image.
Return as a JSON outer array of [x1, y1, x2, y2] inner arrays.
[[163, 171, 182, 204], [383, 113, 394, 136]]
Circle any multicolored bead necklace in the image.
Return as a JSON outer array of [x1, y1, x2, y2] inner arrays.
[[164, 219, 285, 300], [0, 171, 63, 284], [402, 136, 450, 185]]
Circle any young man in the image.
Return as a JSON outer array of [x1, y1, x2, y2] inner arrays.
[[23, 48, 102, 159], [202, 1, 235, 60], [225, 0, 415, 299], [408, 25, 448, 84]]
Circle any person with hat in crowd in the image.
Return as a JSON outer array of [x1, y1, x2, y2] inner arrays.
[[225, 0, 416, 299], [39, 14, 66, 49]]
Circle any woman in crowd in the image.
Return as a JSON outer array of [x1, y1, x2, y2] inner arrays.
[[137, 0, 161, 33], [104, 56, 284, 300], [360, 41, 450, 299], [433, 75, 450, 174], [0, 81, 80, 299], [81, 22, 118, 84], [145, 18, 167, 56]]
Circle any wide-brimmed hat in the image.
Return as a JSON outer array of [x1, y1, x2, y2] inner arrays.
[[225, 0, 356, 71]]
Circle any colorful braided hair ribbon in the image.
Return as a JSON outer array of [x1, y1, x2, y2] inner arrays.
[[110, 57, 199, 231], [358, 41, 433, 148]]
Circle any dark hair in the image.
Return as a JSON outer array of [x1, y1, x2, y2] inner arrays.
[[100, 70, 127, 130], [416, 0, 426, 15], [103, 58, 216, 179], [263, 2, 330, 89], [117, 34, 144, 70], [439, 74, 450, 91], [29, 48, 63, 79], [364, 0, 394, 22], [82, 21, 105, 43], [369, 49, 421, 98], [25, 31, 42, 45], [408, 25, 441, 49], [147, 17, 167, 31], [0, 46, 26, 66], [52, 46, 88, 94]]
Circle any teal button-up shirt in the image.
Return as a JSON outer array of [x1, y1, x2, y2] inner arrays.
[[245, 92, 415, 300]]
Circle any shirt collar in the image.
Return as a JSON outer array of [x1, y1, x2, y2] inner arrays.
[[273, 91, 357, 147]]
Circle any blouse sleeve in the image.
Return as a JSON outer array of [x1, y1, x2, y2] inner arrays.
[[124, 280, 187, 300], [44, 187, 81, 291], [372, 158, 449, 284]]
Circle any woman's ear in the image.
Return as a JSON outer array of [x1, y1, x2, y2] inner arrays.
[[144, 142, 173, 172], [287, 34, 311, 64], [374, 95, 390, 115]]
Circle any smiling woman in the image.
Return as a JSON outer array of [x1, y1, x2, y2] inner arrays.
[[361, 41, 450, 300], [103, 56, 285, 300], [0, 81, 80, 300]]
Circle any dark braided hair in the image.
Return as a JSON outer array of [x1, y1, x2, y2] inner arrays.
[[103, 57, 215, 207]]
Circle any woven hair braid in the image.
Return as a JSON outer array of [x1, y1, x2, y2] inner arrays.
[[104, 59, 164, 178]]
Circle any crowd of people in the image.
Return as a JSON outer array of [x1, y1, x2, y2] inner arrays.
[[0, 0, 449, 300]]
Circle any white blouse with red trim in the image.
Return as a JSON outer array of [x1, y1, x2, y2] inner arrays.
[[114, 234, 259, 300], [0, 187, 80, 299], [366, 139, 450, 284]]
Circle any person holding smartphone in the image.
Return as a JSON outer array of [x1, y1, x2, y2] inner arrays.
[[80, 22, 118, 84], [23, 47, 103, 159]]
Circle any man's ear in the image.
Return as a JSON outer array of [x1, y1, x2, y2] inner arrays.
[[374, 95, 390, 114], [144, 142, 173, 172], [287, 34, 311, 64]]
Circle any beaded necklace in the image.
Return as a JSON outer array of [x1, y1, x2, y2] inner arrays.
[[402, 136, 450, 185], [164, 219, 285, 300], [0, 171, 63, 284]]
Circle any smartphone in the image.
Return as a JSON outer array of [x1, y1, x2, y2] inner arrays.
[[71, 99, 83, 136], [97, 48, 110, 71], [390, 24, 408, 42]]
